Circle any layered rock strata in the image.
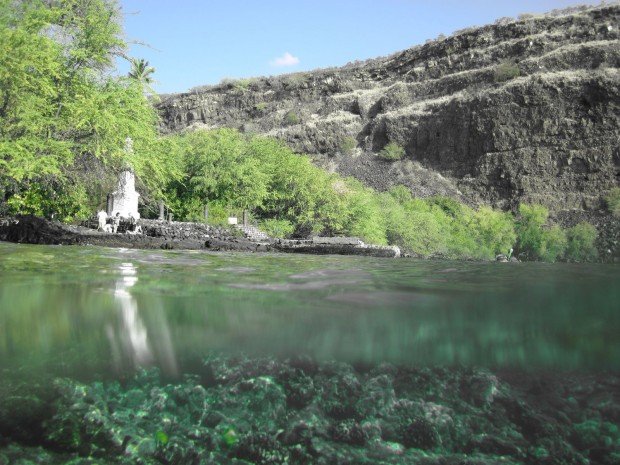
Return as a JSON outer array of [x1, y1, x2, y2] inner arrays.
[[157, 4, 620, 217]]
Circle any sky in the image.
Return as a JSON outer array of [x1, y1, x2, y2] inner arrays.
[[116, 0, 600, 94]]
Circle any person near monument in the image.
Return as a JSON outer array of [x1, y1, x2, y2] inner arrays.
[[126, 213, 142, 235], [112, 212, 121, 233], [97, 210, 108, 231]]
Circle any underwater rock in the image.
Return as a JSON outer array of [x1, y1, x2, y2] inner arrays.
[[316, 363, 363, 420], [1, 357, 619, 464]]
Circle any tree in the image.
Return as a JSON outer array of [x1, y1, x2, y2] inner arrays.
[[128, 58, 156, 95], [0, 0, 173, 220]]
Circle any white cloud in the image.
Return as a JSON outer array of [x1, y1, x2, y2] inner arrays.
[[270, 52, 300, 67]]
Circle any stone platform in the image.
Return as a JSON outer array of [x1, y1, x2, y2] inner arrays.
[[0, 216, 401, 258]]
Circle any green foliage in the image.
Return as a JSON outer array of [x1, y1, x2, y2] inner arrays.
[[516, 203, 547, 258], [494, 61, 521, 82], [155, 430, 169, 446], [254, 102, 268, 112], [428, 196, 465, 218], [341, 179, 387, 245], [339, 136, 357, 155], [0, 0, 176, 217], [377, 190, 515, 259], [514, 204, 597, 262], [6, 181, 90, 222], [379, 142, 405, 161], [473, 206, 517, 258], [260, 218, 295, 238], [283, 73, 309, 89], [160, 133, 592, 261], [170, 129, 270, 215], [565, 222, 598, 262], [222, 428, 238, 447], [205, 203, 231, 226], [541, 226, 568, 262], [129, 58, 155, 84], [128, 58, 156, 96], [233, 78, 253, 92], [605, 187, 620, 217], [382, 192, 446, 256], [283, 110, 300, 126], [516, 204, 567, 262]]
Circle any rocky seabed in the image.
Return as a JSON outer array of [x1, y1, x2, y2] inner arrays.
[[1, 356, 618, 465]]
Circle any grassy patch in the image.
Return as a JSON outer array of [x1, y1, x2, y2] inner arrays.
[[605, 187, 620, 217], [379, 143, 406, 161], [494, 61, 521, 82], [339, 136, 357, 156], [283, 110, 300, 126]]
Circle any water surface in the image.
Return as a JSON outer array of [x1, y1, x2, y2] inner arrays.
[[1, 242, 618, 381]]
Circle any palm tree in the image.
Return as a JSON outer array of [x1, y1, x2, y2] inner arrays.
[[128, 58, 156, 94]]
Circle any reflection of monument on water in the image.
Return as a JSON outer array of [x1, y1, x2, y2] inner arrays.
[[107, 262, 152, 368], [106, 261, 178, 376]]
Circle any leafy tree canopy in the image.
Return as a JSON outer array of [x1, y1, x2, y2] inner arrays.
[[0, 0, 173, 220]]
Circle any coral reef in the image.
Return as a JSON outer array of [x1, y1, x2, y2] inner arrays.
[[1, 356, 618, 464]]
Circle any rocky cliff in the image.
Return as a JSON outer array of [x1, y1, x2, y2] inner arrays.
[[157, 4, 619, 221]]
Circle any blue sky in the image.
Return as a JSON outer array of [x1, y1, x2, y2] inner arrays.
[[117, 0, 597, 94]]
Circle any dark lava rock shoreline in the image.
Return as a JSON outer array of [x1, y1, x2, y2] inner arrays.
[[1, 356, 618, 464], [0, 215, 400, 258]]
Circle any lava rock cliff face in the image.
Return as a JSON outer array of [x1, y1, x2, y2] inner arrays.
[[157, 5, 619, 216]]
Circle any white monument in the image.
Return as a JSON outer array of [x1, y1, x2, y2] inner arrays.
[[110, 170, 140, 219], [109, 137, 140, 219], [106, 137, 140, 219]]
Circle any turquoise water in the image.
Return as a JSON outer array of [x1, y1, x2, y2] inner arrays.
[[1, 241, 618, 379]]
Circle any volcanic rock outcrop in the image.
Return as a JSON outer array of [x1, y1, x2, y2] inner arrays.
[[157, 4, 619, 219]]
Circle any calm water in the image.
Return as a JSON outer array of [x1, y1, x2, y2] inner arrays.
[[0, 241, 619, 380]]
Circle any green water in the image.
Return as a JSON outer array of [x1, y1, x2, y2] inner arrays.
[[1, 242, 618, 380]]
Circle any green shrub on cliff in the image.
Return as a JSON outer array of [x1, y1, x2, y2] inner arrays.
[[340, 179, 388, 245], [339, 136, 357, 156], [605, 188, 620, 217], [516, 204, 567, 261], [493, 61, 521, 82], [233, 78, 253, 92], [254, 102, 268, 113], [472, 207, 517, 258], [283, 110, 300, 126], [565, 222, 598, 262], [374, 188, 516, 259], [541, 226, 568, 262], [379, 143, 406, 161]]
